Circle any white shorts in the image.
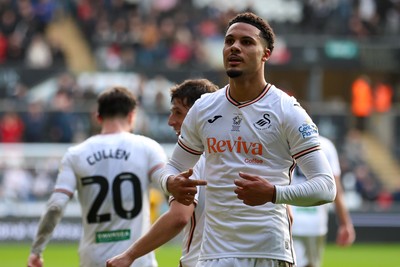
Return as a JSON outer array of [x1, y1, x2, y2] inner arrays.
[[293, 235, 326, 267], [196, 258, 293, 267]]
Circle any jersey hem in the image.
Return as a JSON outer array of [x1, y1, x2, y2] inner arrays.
[[198, 253, 294, 263]]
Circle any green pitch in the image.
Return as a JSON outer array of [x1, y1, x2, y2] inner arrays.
[[2, 242, 400, 267]]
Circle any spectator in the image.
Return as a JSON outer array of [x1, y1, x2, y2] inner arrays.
[[351, 75, 373, 132], [0, 111, 25, 143], [374, 81, 393, 113], [46, 89, 75, 143], [32, 0, 58, 33], [30, 168, 54, 201], [376, 187, 393, 210], [2, 156, 33, 203], [22, 101, 47, 143], [0, 8, 18, 37], [25, 33, 53, 68], [354, 163, 382, 206], [0, 32, 8, 63]]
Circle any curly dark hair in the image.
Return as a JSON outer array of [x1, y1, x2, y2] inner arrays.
[[227, 12, 275, 53]]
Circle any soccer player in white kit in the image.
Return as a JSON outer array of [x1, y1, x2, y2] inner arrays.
[[27, 86, 167, 267], [106, 79, 219, 267], [161, 12, 337, 267], [291, 136, 355, 267]]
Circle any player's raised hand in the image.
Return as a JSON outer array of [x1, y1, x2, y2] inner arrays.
[[27, 253, 43, 267], [167, 169, 207, 206], [234, 172, 275, 206]]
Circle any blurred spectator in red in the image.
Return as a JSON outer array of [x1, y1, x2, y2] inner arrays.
[[376, 188, 393, 210], [351, 75, 373, 132], [374, 81, 393, 113], [0, 32, 7, 63], [167, 27, 193, 68], [0, 111, 25, 143]]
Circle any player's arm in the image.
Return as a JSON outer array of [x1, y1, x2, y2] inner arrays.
[[106, 200, 195, 267], [27, 190, 72, 267], [234, 150, 336, 206], [333, 174, 356, 246], [277, 99, 336, 205], [276, 149, 336, 206], [28, 152, 76, 267]]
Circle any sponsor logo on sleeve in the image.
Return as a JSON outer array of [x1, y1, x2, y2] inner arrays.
[[298, 122, 318, 138]]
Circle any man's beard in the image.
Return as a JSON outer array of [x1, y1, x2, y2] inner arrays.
[[226, 69, 243, 78]]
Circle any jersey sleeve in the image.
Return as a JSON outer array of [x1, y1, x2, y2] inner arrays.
[[53, 150, 77, 196], [282, 98, 321, 159], [275, 150, 336, 206], [178, 102, 204, 155], [30, 192, 70, 255], [321, 137, 341, 176], [275, 98, 336, 206], [146, 138, 168, 185]]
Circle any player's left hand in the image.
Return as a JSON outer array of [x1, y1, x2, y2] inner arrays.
[[27, 253, 43, 267], [234, 172, 275, 206], [336, 223, 356, 246]]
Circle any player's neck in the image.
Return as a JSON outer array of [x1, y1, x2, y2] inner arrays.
[[101, 120, 131, 134], [229, 78, 267, 102]]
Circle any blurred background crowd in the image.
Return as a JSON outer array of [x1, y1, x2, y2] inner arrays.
[[1, 0, 400, 214]]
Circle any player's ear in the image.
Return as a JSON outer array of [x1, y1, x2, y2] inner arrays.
[[128, 110, 136, 125], [262, 48, 271, 62], [96, 113, 102, 123]]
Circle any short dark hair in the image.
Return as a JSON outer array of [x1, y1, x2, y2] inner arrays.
[[227, 12, 275, 53], [97, 86, 137, 119], [170, 79, 218, 107]]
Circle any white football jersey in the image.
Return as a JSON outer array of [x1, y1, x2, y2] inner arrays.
[[179, 155, 206, 267], [54, 132, 167, 267], [291, 136, 341, 236], [178, 84, 321, 263]]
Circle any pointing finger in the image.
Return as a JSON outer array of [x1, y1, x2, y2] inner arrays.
[[186, 179, 207, 187]]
